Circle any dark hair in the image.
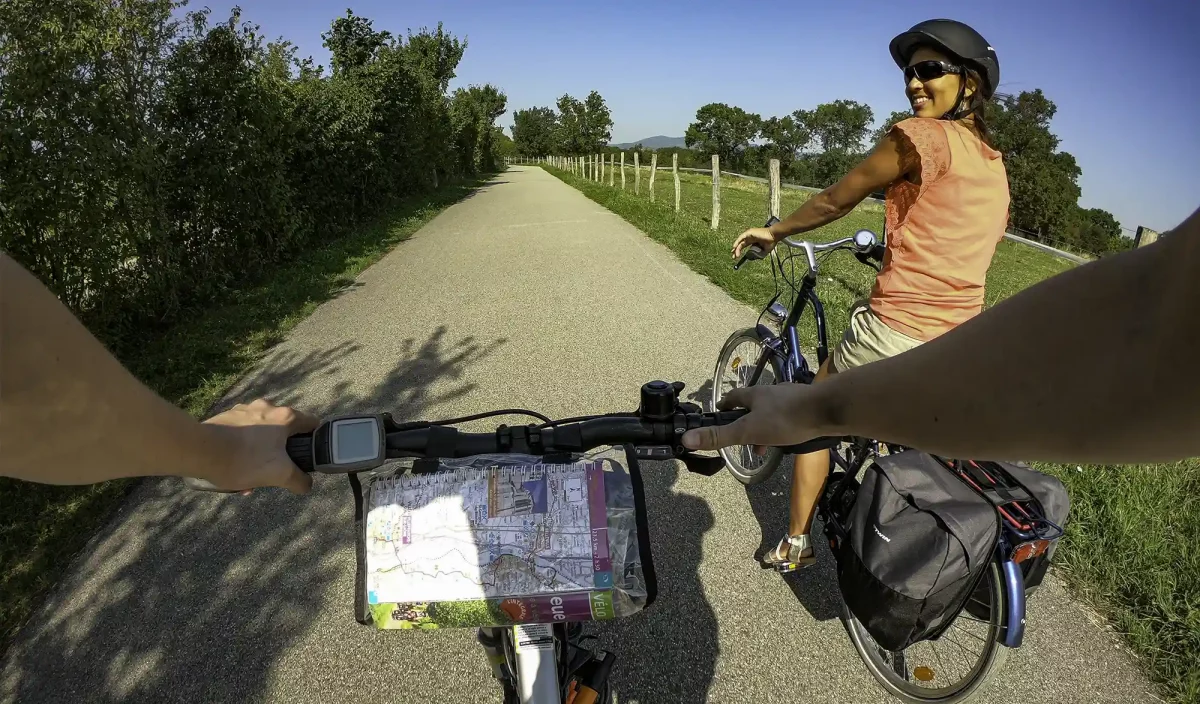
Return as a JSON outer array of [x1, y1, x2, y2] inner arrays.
[[959, 66, 994, 147]]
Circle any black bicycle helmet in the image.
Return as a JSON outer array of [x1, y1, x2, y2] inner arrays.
[[890, 19, 1000, 100]]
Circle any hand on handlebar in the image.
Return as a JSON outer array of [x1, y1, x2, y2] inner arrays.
[[681, 384, 824, 452], [732, 227, 776, 260], [191, 399, 319, 494]]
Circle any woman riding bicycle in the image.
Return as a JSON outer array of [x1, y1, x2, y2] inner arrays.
[[731, 19, 1011, 570]]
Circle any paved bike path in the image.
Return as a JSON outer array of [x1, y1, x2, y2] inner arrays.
[[2, 167, 1157, 703]]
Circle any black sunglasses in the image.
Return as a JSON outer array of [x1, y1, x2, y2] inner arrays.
[[904, 60, 963, 83]]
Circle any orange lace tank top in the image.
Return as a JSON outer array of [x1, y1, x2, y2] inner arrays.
[[869, 118, 1011, 341]]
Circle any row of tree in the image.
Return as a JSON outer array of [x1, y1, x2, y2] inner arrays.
[[676, 94, 1127, 255], [0, 3, 508, 346], [511, 89, 1128, 256], [511, 92, 614, 158]]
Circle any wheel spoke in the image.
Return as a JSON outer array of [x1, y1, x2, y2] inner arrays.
[[950, 624, 990, 643], [939, 633, 983, 663], [930, 639, 950, 684]]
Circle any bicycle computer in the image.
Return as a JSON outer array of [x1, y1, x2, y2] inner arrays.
[[311, 414, 387, 473]]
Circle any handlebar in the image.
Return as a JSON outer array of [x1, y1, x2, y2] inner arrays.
[[284, 380, 840, 477], [733, 217, 882, 274]]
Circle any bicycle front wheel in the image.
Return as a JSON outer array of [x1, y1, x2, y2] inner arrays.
[[712, 327, 784, 485], [842, 559, 1009, 703]]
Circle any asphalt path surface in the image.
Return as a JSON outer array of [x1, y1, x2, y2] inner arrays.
[[2, 168, 1157, 703]]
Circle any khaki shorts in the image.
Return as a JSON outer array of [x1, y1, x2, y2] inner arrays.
[[829, 300, 923, 372]]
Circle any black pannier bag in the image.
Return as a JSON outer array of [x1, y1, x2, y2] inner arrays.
[[835, 450, 999, 652]]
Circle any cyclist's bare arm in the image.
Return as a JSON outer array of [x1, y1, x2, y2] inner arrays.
[[776, 134, 905, 237], [0, 253, 314, 491], [687, 205, 1200, 464], [733, 134, 905, 258]]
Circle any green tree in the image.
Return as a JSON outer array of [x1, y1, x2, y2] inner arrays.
[[398, 24, 466, 186], [798, 100, 875, 152], [450, 84, 508, 174], [555, 94, 586, 155], [987, 90, 1082, 237], [493, 128, 516, 158], [1071, 207, 1131, 256], [401, 22, 465, 93], [759, 114, 811, 171], [0, 1, 500, 338], [511, 107, 561, 156], [0, 0, 179, 317], [321, 9, 391, 75], [871, 110, 912, 145], [806, 149, 862, 188], [581, 90, 613, 152], [684, 103, 762, 170], [552, 91, 611, 154]]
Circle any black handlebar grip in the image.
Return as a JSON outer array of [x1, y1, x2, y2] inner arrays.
[[286, 433, 314, 472], [734, 245, 765, 271]]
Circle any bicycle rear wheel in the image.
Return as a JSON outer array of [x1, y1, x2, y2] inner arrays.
[[842, 559, 1009, 703], [712, 327, 784, 485]]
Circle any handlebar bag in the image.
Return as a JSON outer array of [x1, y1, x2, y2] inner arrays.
[[835, 450, 999, 652], [348, 445, 656, 630]]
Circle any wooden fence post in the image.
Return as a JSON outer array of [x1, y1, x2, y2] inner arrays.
[[711, 154, 721, 230], [634, 152, 641, 194], [608, 154, 615, 186], [597, 153, 602, 182], [620, 152, 626, 189], [768, 158, 781, 220], [673, 153, 681, 213], [648, 153, 658, 202]]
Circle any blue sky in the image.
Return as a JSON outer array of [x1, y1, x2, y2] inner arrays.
[[210, 0, 1198, 233]]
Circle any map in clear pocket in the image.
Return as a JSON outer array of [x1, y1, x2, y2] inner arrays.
[[365, 461, 612, 605]]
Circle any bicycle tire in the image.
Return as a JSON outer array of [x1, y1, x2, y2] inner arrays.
[[842, 559, 1009, 703], [712, 327, 785, 485]]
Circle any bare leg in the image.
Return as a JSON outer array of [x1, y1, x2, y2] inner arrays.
[[772, 359, 837, 560]]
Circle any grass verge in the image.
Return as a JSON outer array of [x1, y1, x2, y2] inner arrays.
[[0, 178, 483, 653], [541, 163, 1199, 704]]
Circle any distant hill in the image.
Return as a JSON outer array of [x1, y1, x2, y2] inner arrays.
[[610, 135, 688, 149]]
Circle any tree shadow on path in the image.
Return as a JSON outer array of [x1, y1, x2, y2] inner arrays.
[[0, 326, 505, 704], [594, 461, 719, 703]]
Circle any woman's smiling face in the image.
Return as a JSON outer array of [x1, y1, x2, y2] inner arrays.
[[906, 46, 971, 118]]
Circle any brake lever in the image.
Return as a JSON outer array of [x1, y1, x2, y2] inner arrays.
[[854, 251, 881, 273]]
